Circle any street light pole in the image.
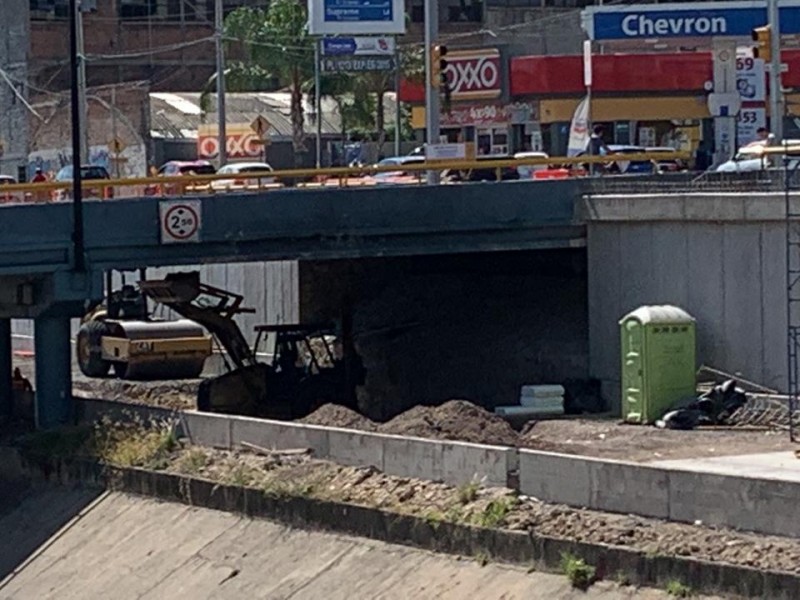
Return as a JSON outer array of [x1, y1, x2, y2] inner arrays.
[[215, 0, 227, 167], [69, 0, 85, 272], [76, 0, 89, 163], [424, 0, 440, 185]]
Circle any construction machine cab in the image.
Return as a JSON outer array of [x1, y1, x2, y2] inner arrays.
[[138, 272, 366, 419]]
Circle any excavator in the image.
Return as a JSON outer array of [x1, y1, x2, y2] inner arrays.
[[138, 271, 365, 419], [76, 269, 212, 380]]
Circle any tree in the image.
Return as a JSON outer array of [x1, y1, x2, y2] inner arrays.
[[223, 1, 314, 161]]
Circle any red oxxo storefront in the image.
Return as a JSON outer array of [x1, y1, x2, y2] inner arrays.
[[401, 47, 800, 157]]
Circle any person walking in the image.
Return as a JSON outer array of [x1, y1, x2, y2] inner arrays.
[[31, 168, 48, 202], [587, 125, 610, 174]]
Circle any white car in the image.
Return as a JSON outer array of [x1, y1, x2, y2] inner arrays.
[[211, 162, 276, 190], [514, 151, 550, 178], [716, 139, 800, 172]]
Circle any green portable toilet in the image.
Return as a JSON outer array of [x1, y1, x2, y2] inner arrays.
[[620, 305, 696, 424]]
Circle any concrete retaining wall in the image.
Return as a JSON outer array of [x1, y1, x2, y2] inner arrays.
[[77, 399, 515, 488], [518, 449, 800, 538], [76, 398, 800, 538]]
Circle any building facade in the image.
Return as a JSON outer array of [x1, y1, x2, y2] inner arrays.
[[0, 0, 31, 179]]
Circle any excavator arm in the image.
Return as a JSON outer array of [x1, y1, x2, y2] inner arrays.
[[138, 272, 257, 370]]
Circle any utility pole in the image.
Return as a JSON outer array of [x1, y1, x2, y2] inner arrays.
[[314, 40, 322, 168], [424, 0, 439, 185], [75, 0, 89, 163], [768, 0, 783, 140], [394, 55, 401, 157], [215, 0, 227, 167], [69, 0, 85, 272]]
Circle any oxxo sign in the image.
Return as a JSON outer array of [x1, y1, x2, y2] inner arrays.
[[197, 125, 263, 159], [442, 48, 502, 100]]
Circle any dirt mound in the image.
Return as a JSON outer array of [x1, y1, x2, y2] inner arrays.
[[379, 400, 519, 447], [72, 379, 199, 411], [300, 404, 378, 431]]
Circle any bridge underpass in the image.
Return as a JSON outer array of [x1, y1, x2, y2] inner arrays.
[[0, 180, 582, 427]]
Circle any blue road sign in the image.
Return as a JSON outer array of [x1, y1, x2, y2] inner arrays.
[[322, 38, 358, 55], [584, 1, 800, 41], [324, 0, 392, 23]]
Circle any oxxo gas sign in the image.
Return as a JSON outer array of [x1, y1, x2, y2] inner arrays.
[[583, 1, 800, 41], [443, 48, 502, 100], [197, 125, 263, 159]]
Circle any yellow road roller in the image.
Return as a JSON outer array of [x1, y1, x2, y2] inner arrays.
[[77, 270, 212, 380]]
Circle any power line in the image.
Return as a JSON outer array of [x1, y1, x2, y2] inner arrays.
[[85, 36, 215, 61], [0, 68, 44, 120]]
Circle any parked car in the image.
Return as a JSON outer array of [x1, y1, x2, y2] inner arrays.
[[211, 162, 276, 191], [365, 156, 426, 185], [514, 151, 550, 179], [645, 146, 688, 173], [442, 155, 520, 183], [145, 160, 216, 195], [53, 165, 112, 200], [576, 145, 656, 175], [0, 175, 19, 203], [716, 139, 800, 172]]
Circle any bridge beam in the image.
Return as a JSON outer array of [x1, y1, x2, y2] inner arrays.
[[34, 316, 72, 429], [0, 319, 10, 418]]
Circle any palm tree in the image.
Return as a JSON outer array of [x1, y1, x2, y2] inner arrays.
[[222, 0, 315, 162]]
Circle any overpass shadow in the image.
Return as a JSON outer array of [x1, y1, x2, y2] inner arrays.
[[0, 482, 104, 582]]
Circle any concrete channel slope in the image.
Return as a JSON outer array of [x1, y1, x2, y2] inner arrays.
[[0, 489, 718, 600]]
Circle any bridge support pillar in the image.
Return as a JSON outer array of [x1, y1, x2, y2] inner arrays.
[[34, 317, 72, 429], [0, 319, 11, 418]]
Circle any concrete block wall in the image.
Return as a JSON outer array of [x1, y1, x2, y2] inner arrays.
[[585, 194, 791, 412]]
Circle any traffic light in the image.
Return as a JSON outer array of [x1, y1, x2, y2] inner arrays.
[[430, 44, 448, 89], [752, 25, 772, 62]]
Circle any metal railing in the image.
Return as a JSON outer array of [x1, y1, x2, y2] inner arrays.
[[0, 151, 692, 205]]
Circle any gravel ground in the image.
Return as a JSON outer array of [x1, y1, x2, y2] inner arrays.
[[164, 444, 800, 576]]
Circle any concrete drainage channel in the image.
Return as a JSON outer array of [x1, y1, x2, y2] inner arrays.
[[1, 449, 799, 599], [76, 398, 800, 540]]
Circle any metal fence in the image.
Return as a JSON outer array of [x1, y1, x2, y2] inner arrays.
[[581, 170, 800, 195]]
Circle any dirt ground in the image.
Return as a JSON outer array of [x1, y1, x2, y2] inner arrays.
[[13, 356, 797, 463], [159, 444, 800, 576], [301, 401, 796, 462]]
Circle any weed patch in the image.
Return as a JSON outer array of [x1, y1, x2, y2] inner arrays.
[[560, 552, 596, 590]]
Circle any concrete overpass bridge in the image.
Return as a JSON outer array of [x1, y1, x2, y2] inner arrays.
[[0, 180, 582, 427], [1, 177, 791, 430]]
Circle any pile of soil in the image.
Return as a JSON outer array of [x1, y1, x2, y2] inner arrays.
[[379, 400, 520, 446], [303, 400, 519, 446], [299, 404, 377, 431]]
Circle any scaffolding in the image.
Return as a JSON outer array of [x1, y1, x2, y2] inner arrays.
[[785, 146, 800, 441]]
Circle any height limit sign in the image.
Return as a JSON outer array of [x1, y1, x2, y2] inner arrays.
[[159, 200, 202, 244]]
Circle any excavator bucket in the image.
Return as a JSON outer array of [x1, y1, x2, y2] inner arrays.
[[197, 363, 270, 415]]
